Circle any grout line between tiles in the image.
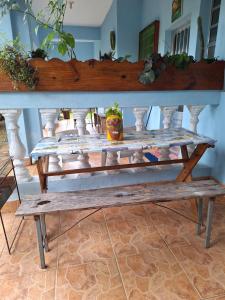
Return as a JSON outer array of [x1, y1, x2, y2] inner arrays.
[[103, 209, 129, 300], [143, 204, 203, 300]]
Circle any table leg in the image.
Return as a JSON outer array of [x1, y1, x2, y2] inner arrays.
[[176, 144, 209, 182], [205, 198, 215, 248], [40, 214, 49, 252], [34, 215, 46, 269], [196, 198, 203, 235]]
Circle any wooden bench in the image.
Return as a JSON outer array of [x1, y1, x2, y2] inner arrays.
[[16, 179, 225, 269]]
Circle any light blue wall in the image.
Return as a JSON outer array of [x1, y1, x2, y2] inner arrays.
[[100, 0, 117, 55], [10, 0, 33, 51], [0, 13, 13, 45], [117, 0, 142, 61], [215, 0, 225, 58]]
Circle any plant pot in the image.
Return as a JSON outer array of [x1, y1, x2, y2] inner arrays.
[[106, 114, 123, 141]]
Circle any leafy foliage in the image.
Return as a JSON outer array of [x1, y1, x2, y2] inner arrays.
[[105, 102, 123, 119], [139, 53, 195, 85], [0, 0, 76, 58], [100, 51, 131, 62], [0, 41, 38, 89], [30, 48, 47, 59]]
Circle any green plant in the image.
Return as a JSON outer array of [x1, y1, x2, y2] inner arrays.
[[0, 41, 38, 90], [164, 53, 195, 69], [139, 53, 195, 85], [105, 102, 122, 118], [30, 48, 48, 59], [0, 0, 76, 58], [100, 51, 131, 62]]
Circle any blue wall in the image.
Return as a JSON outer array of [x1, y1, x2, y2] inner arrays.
[[0, 13, 13, 45], [117, 0, 142, 61], [100, 0, 118, 56]]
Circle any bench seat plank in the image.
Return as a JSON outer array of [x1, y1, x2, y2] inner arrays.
[[16, 180, 225, 217]]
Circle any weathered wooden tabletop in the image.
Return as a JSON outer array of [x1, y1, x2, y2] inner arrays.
[[31, 128, 216, 157]]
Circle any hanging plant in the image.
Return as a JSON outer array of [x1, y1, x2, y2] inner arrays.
[[0, 42, 38, 90]]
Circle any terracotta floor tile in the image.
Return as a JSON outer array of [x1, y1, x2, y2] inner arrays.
[[58, 210, 114, 267], [0, 269, 56, 300], [171, 244, 225, 299], [213, 295, 225, 300], [117, 248, 200, 300], [0, 215, 59, 276], [145, 201, 202, 248], [55, 259, 126, 300]]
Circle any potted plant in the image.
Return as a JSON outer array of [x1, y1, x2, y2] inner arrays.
[[105, 103, 123, 141], [0, 42, 38, 90]]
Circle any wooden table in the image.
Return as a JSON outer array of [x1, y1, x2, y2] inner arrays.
[[31, 128, 216, 192]]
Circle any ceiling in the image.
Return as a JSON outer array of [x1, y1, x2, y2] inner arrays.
[[32, 0, 113, 27]]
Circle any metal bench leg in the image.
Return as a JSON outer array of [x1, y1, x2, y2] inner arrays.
[[196, 198, 203, 235], [34, 215, 46, 269], [205, 198, 215, 248], [40, 214, 49, 252]]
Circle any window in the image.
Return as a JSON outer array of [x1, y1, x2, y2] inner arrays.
[[172, 24, 190, 54], [208, 0, 221, 58]]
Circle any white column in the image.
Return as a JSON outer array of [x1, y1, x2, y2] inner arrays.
[[188, 105, 205, 133], [187, 105, 205, 154], [105, 151, 120, 174], [40, 109, 59, 137], [72, 109, 92, 177], [133, 107, 148, 132], [72, 109, 89, 136], [160, 106, 178, 160], [132, 107, 148, 172], [0, 109, 32, 182], [39, 109, 62, 172]]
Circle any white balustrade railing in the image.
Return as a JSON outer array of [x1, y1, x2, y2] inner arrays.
[[39, 109, 62, 173], [0, 109, 32, 182], [159, 106, 179, 160]]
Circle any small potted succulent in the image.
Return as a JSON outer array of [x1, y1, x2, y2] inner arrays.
[[105, 102, 123, 141]]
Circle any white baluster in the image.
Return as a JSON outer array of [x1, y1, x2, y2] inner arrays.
[[39, 109, 62, 172], [0, 109, 32, 182], [72, 109, 89, 136], [105, 151, 120, 174], [132, 107, 148, 172], [160, 106, 178, 160], [188, 105, 205, 133], [133, 107, 148, 132], [72, 109, 92, 177], [187, 105, 205, 154]]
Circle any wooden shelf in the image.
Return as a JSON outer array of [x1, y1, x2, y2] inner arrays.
[[0, 59, 224, 92]]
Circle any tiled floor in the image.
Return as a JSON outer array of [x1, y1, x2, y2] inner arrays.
[[1, 196, 225, 300]]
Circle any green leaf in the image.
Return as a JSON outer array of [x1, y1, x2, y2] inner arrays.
[[58, 41, 67, 56], [63, 33, 75, 48], [41, 31, 56, 48]]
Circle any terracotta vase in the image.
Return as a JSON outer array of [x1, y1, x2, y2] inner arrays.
[[106, 114, 123, 141]]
